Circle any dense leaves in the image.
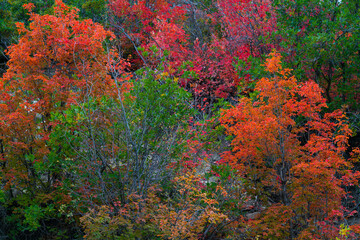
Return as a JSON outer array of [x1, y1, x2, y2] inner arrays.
[[0, 0, 360, 239], [0, 1, 124, 237], [221, 51, 359, 238]]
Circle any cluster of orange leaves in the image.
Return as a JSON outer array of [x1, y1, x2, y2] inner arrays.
[[221, 51, 360, 238], [0, 0, 129, 205], [81, 170, 228, 240]]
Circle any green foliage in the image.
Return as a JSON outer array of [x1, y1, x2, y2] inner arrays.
[[48, 66, 193, 215], [23, 204, 45, 231], [0, 189, 5, 203], [78, 0, 107, 21], [235, 55, 266, 83], [272, 0, 360, 110], [127, 68, 192, 144]]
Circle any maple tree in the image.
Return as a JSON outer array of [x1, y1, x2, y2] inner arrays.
[[0, 1, 125, 237], [220, 51, 360, 238], [216, 0, 276, 57], [108, 0, 187, 70], [109, 0, 279, 114], [0, 0, 110, 76]]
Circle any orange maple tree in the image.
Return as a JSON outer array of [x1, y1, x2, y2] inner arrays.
[[220, 51, 360, 238], [0, 0, 126, 214]]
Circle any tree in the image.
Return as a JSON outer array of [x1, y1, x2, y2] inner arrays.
[[220, 51, 360, 238], [109, 0, 187, 70], [273, 0, 360, 111], [0, 0, 110, 76], [50, 66, 192, 207], [109, 0, 278, 116], [0, 0, 122, 237]]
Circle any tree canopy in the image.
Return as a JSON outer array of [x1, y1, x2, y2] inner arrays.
[[0, 0, 360, 239]]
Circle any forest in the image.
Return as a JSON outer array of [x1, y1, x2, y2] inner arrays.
[[0, 0, 360, 239]]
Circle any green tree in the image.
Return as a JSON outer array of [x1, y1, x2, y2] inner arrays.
[[273, 0, 360, 111]]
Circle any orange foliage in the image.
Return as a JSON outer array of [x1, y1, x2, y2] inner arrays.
[[0, 0, 128, 201], [153, 170, 228, 240], [220, 51, 360, 238], [81, 172, 229, 240]]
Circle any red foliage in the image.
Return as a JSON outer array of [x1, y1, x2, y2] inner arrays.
[[109, 0, 277, 111]]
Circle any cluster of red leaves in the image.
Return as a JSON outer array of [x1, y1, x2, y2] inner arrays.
[[109, 0, 277, 110]]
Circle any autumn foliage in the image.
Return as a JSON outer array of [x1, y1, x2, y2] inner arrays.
[[0, 0, 360, 239], [221, 51, 360, 238], [0, 1, 129, 237]]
